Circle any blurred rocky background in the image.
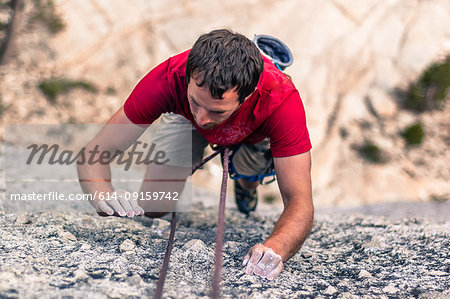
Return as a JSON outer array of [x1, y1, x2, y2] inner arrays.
[[1, 0, 449, 208]]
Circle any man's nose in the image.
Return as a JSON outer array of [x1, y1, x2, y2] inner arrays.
[[196, 108, 211, 125]]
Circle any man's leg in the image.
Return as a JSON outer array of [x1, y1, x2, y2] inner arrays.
[[238, 178, 259, 190], [139, 113, 208, 218], [231, 139, 274, 214], [139, 164, 191, 218]]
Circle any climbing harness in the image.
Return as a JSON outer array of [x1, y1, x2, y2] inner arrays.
[[227, 144, 276, 185]]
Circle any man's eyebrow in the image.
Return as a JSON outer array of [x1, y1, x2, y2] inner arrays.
[[190, 97, 228, 114]]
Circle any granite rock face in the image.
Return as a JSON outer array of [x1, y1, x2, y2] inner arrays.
[[0, 203, 448, 298]]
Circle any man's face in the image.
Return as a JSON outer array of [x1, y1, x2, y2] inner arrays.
[[187, 79, 242, 130]]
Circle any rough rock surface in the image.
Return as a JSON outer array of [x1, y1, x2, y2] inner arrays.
[[0, 202, 449, 298]]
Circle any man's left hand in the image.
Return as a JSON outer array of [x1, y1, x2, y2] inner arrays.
[[242, 244, 283, 280]]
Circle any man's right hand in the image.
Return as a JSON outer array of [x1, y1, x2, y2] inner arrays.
[[92, 189, 145, 217]]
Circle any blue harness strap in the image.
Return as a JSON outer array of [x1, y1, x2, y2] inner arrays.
[[226, 144, 277, 185]]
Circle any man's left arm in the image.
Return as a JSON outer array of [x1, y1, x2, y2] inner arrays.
[[243, 151, 314, 280]]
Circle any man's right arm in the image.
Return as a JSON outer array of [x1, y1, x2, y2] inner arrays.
[[77, 105, 148, 217]]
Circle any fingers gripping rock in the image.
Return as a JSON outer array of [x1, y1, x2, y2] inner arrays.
[[243, 244, 283, 279]]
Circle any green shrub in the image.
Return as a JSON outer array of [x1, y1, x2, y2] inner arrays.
[[0, 1, 12, 9], [263, 194, 277, 204], [38, 78, 97, 103], [430, 194, 448, 203], [0, 21, 7, 31], [33, 0, 65, 34], [404, 55, 450, 113], [357, 141, 384, 164], [339, 127, 348, 139], [401, 122, 425, 146], [106, 87, 117, 95]]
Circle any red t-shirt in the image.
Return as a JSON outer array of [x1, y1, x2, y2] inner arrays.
[[124, 50, 311, 157]]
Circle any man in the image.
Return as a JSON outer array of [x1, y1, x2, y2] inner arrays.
[[77, 29, 313, 280]]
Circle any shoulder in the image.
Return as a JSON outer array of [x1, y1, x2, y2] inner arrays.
[[166, 49, 190, 77], [249, 56, 299, 117], [257, 55, 297, 96]]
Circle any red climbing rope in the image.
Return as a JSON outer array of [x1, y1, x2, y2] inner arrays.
[[153, 211, 177, 299], [211, 147, 229, 299]]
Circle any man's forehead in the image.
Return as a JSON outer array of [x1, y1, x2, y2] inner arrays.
[[189, 81, 239, 102]]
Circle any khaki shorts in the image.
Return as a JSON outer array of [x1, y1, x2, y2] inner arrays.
[[151, 113, 274, 178]]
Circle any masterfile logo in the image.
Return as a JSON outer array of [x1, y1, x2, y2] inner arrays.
[[25, 141, 170, 171]]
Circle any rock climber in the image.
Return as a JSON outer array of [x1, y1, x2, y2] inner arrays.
[[77, 29, 313, 280]]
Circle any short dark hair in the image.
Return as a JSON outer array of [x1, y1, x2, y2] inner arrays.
[[186, 29, 264, 103]]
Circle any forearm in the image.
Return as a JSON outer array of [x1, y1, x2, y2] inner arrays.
[[77, 157, 114, 197], [243, 153, 313, 279], [263, 197, 314, 262]]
